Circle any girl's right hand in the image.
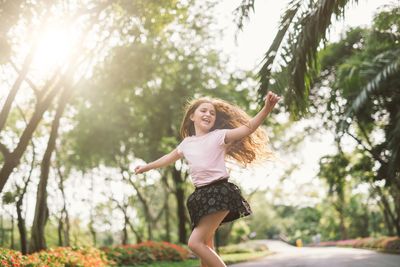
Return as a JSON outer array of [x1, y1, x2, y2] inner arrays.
[[263, 91, 281, 113], [134, 165, 147, 174]]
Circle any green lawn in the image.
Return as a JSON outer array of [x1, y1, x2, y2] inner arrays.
[[132, 250, 273, 267]]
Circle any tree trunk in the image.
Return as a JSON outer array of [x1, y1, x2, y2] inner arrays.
[[164, 192, 171, 242], [57, 162, 70, 246], [336, 204, 348, 240], [11, 216, 14, 249], [172, 167, 187, 243], [381, 204, 395, 236], [0, 44, 36, 133], [58, 219, 64, 246], [29, 86, 72, 253], [63, 208, 71, 246], [0, 72, 62, 193], [122, 226, 128, 245], [374, 185, 397, 236], [127, 220, 142, 243], [89, 221, 97, 246], [16, 197, 28, 254], [89, 174, 97, 246], [391, 187, 400, 237], [161, 174, 171, 242]]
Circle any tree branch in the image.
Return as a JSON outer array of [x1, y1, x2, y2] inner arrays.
[[10, 60, 39, 95], [345, 130, 385, 165]]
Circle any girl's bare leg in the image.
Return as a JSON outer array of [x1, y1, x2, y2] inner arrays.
[[200, 234, 215, 267], [188, 210, 229, 267]]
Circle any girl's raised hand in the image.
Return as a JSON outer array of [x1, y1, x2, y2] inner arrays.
[[263, 91, 281, 113], [134, 165, 147, 174]]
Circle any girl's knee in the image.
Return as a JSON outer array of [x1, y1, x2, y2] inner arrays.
[[188, 239, 199, 252], [188, 235, 204, 252]]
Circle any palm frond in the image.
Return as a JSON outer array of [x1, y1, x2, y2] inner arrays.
[[288, 0, 357, 115], [233, 0, 255, 33], [258, 0, 356, 117], [339, 49, 400, 133], [257, 0, 303, 104]]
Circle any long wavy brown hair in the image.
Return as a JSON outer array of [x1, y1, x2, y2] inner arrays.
[[179, 96, 274, 167]]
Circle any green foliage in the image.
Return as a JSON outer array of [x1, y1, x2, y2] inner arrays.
[[319, 153, 349, 198], [320, 7, 400, 181], [229, 220, 251, 244], [2, 190, 16, 204], [68, 0, 257, 170]]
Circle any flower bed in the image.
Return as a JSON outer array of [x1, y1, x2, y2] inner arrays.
[[0, 246, 110, 267], [311, 236, 400, 254], [102, 241, 190, 266]]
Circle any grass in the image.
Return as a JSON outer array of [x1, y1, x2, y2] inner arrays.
[[221, 250, 272, 264], [130, 259, 199, 267], [132, 250, 272, 267]]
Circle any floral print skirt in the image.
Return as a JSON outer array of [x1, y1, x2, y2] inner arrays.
[[186, 178, 252, 230]]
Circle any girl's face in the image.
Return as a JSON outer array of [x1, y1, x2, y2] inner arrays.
[[190, 102, 216, 132]]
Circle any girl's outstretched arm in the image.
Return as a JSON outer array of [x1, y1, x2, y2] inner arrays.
[[134, 149, 182, 174], [225, 91, 281, 144]]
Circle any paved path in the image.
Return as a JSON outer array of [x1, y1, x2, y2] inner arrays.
[[229, 240, 400, 267]]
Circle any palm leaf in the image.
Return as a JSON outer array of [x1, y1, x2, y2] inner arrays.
[[233, 0, 255, 33], [339, 49, 400, 132], [258, 0, 356, 117], [257, 0, 303, 103]]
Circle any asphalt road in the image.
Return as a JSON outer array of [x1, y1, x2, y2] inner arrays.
[[229, 240, 400, 267]]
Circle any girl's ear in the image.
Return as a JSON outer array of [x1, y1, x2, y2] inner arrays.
[[189, 114, 194, 121]]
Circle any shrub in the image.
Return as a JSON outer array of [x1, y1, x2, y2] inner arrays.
[[102, 241, 190, 266], [0, 246, 110, 267], [384, 237, 400, 253], [336, 239, 359, 247], [0, 248, 25, 267], [313, 236, 400, 254]]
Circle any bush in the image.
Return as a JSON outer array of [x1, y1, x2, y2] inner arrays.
[[0, 248, 25, 267], [383, 237, 400, 253], [0, 246, 110, 267], [102, 241, 190, 266], [313, 236, 400, 254]]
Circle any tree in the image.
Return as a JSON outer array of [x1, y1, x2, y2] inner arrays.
[[67, 0, 256, 244], [314, 5, 400, 236], [318, 152, 350, 240]]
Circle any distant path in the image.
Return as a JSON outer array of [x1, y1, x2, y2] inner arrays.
[[229, 240, 400, 267]]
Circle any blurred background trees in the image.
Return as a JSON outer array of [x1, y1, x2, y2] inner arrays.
[[0, 0, 399, 254]]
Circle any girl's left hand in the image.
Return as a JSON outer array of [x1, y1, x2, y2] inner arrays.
[[263, 91, 281, 113]]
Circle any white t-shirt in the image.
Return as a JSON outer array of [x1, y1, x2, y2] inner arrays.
[[176, 129, 230, 187]]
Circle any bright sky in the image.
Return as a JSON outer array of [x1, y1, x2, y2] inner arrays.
[[212, 0, 390, 205]]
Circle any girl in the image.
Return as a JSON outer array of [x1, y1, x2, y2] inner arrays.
[[135, 91, 280, 267]]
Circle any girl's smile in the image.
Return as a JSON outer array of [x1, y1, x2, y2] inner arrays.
[[190, 103, 216, 135]]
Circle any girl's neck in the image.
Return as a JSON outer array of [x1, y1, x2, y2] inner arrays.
[[193, 128, 211, 137]]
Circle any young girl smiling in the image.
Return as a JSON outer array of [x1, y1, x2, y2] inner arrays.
[[135, 91, 280, 267]]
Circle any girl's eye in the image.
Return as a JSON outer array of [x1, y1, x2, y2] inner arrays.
[[200, 109, 215, 115]]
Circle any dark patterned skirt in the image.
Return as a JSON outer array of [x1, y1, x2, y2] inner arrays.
[[186, 178, 252, 230]]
